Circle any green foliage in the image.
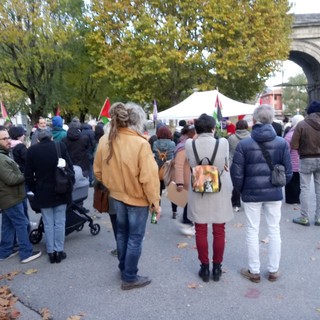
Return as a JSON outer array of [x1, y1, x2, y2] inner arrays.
[[87, 0, 293, 110], [282, 73, 308, 115], [0, 0, 293, 123], [0, 0, 107, 124]]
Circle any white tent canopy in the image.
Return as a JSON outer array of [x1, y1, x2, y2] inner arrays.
[[156, 90, 256, 120]]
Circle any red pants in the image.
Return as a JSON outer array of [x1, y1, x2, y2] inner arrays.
[[195, 223, 225, 264]]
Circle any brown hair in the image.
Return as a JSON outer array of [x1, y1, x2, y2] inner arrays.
[[236, 120, 248, 130], [107, 102, 128, 163], [156, 126, 172, 139]]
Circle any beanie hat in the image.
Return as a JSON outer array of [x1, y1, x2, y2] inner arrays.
[[291, 115, 304, 128], [8, 126, 24, 140], [307, 101, 320, 114], [52, 116, 63, 128]]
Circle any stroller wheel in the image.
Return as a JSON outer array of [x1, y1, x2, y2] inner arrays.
[[76, 224, 84, 232], [29, 229, 43, 244], [90, 223, 100, 236]]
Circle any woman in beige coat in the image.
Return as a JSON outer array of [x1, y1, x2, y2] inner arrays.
[[185, 114, 233, 283]]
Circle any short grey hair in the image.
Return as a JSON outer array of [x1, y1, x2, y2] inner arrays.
[[253, 104, 274, 124], [125, 102, 146, 134], [38, 129, 52, 141]]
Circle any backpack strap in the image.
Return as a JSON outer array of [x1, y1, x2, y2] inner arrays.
[[192, 139, 219, 165], [192, 140, 201, 164], [210, 139, 219, 164], [54, 141, 61, 158], [256, 141, 274, 171]]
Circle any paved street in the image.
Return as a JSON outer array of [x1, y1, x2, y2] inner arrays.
[[0, 187, 320, 320]]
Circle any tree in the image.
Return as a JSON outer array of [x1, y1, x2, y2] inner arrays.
[[87, 0, 292, 110], [282, 73, 308, 115], [0, 0, 89, 123]]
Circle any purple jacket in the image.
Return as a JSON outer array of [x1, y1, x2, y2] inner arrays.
[[284, 128, 300, 172]]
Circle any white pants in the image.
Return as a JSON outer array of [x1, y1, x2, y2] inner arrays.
[[243, 201, 282, 274]]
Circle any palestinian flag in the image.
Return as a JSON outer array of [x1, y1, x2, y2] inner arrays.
[[1, 101, 10, 122], [99, 98, 111, 124], [213, 94, 223, 128]]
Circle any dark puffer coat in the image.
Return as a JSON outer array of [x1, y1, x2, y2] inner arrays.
[[231, 123, 292, 202], [25, 138, 74, 208], [62, 128, 90, 174]]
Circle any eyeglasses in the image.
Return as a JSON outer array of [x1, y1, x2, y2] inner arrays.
[[0, 137, 11, 141]]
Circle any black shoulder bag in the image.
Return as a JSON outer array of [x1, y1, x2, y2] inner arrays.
[[54, 142, 75, 194], [257, 142, 286, 187]]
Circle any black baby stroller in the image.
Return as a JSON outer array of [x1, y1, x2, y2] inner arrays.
[[28, 165, 100, 244]]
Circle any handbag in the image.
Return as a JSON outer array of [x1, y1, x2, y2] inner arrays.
[[54, 142, 75, 194], [257, 142, 286, 187], [162, 158, 175, 187], [191, 139, 222, 194], [93, 181, 109, 213]]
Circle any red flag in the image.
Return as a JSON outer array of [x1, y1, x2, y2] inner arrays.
[[99, 98, 111, 124], [1, 101, 10, 121]]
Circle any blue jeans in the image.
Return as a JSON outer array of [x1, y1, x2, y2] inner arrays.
[[0, 202, 33, 260], [113, 199, 149, 282], [299, 158, 320, 219], [41, 205, 67, 253]]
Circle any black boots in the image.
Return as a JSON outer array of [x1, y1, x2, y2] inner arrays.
[[48, 251, 67, 263], [198, 264, 210, 282], [55, 251, 67, 263], [48, 253, 55, 264], [212, 263, 222, 282]]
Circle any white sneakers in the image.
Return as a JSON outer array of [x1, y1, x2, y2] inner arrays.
[[177, 222, 195, 236], [21, 251, 42, 264]]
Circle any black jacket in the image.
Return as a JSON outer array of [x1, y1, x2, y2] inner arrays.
[[25, 138, 74, 208], [62, 128, 90, 173]]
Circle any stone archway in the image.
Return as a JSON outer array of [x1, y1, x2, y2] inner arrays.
[[290, 14, 320, 103]]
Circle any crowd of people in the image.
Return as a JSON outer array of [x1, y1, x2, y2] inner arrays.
[[1, 100, 320, 290]]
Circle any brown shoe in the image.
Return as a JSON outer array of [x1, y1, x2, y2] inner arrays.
[[240, 268, 261, 283], [121, 276, 151, 290], [268, 271, 279, 282]]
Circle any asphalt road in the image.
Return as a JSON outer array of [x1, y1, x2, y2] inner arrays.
[[0, 187, 320, 320]]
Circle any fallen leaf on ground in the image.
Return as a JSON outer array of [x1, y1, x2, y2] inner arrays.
[[24, 269, 38, 275], [187, 283, 198, 289], [0, 286, 20, 319], [316, 243, 320, 250], [67, 316, 82, 320], [177, 242, 188, 249], [40, 307, 51, 320], [310, 256, 316, 261], [316, 308, 320, 313], [261, 237, 269, 243], [0, 271, 20, 281]]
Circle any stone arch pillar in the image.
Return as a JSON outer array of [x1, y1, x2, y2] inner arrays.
[[290, 15, 320, 104]]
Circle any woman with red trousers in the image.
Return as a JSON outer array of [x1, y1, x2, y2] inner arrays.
[[185, 114, 234, 282]]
